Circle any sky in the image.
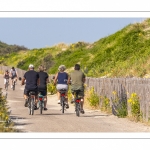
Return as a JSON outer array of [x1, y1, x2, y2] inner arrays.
[[0, 18, 146, 50]]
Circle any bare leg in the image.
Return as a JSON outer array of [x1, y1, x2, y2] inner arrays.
[[44, 96, 47, 108]]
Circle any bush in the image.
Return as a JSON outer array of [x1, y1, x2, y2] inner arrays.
[[86, 87, 99, 108], [128, 93, 141, 121], [100, 95, 111, 113], [47, 80, 57, 95], [111, 91, 127, 117], [0, 88, 16, 132]]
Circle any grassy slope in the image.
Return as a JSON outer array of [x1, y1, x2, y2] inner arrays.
[[1, 18, 150, 77]]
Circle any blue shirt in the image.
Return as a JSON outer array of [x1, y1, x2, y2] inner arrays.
[[57, 72, 68, 84]]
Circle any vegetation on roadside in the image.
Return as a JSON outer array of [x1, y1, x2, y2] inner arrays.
[[128, 93, 141, 122], [0, 88, 16, 132]]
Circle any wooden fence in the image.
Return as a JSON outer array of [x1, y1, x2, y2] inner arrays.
[[1, 66, 150, 121], [85, 77, 150, 122]]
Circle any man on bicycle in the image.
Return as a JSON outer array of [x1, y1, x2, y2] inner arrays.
[[10, 67, 18, 89], [37, 65, 49, 110], [68, 64, 86, 114], [3, 69, 10, 89], [21, 64, 39, 109]]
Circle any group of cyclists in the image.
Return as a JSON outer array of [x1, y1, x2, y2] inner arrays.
[[3, 63, 86, 114], [3, 67, 18, 89]]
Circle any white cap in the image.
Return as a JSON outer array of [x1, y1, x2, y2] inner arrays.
[[29, 64, 34, 68]]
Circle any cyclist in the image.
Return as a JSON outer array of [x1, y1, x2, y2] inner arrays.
[[54, 65, 69, 109], [37, 65, 49, 110], [3, 69, 10, 89], [68, 64, 86, 114], [21, 64, 39, 109], [10, 67, 18, 89]]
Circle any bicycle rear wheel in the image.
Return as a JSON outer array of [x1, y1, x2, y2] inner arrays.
[[28, 99, 31, 115], [5, 83, 8, 91], [39, 101, 43, 114], [31, 98, 34, 115], [13, 81, 15, 90], [61, 97, 65, 113], [76, 103, 80, 117]]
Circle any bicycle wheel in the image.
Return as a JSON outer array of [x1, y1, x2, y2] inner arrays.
[[76, 103, 80, 117], [61, 97, 65, 113], [31, 98, 34, 115], [5, 82, 8, 91], [28, 98, 31, 115], [39, 101, 42, 114], [13, 81, 15, 90]]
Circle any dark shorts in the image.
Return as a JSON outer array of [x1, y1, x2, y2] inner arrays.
[[38, 90, 47, 96], [24, 88, 38, 96], [71, 87, 84, 98], [11, 75, 17, 79]]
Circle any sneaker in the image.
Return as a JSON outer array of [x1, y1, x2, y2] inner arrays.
[[65, 103, 69, 109], [80, 109, 85, 114], [44, 108, 48, 111], [71, 99, 75, 104], [58, 100, 60, 104], [34, 105, 38, 110], [24, 99, 28, 107]]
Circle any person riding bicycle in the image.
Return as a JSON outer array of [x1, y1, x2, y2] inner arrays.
[[68, 64, 86, 114], [37, 65, 49, 110], [21, 64, 40, 109], [3, 69, 10, 89], [54, 65, 69, 109], [10, 67, 18, 89]]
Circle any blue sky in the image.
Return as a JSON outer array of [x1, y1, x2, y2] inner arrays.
[[0, 18, 146, 49]]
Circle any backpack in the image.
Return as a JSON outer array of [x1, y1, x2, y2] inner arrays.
[[11, 69, 16, 76]]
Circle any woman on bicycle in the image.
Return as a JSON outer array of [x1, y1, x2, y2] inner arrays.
[[54, 65, 69, 109], [37, 65, 49, 110], [3, 69, 10, 89]]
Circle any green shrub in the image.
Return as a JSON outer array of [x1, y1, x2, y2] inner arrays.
[[99, 95, 111, 113], [0, 88, 16, 132], [47, 80, 57, 95], [128, 93, 141, 121], [87, 87, 99, 108], [112, 91, 128, 117]]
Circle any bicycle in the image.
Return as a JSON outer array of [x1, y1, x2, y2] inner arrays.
[[71, 90, 82, 117], [38, 92, 44, 114], [59, 89, 67, 113], [27, 91, 36, 115], [5, 79, 9, 91]]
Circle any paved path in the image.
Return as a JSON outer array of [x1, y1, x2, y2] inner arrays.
[[1, 74, 150, 132]]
